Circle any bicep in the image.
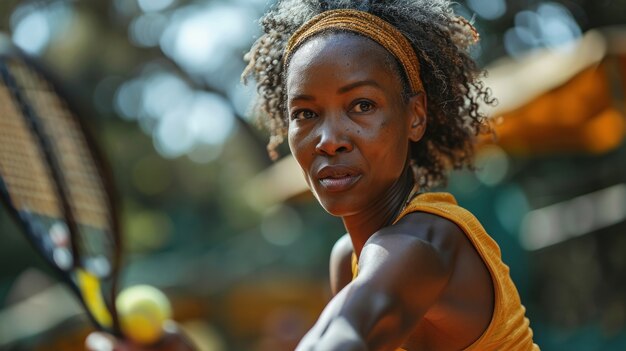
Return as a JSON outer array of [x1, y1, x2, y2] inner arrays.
[[357, 233, 453, 316], [345, 223, 460, 346], [358, 215, 461, 314], [302, 236, 453, 351]]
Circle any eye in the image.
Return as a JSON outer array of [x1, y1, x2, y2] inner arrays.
[[291, 109, 317, 120], [350, 100, 375, 114]]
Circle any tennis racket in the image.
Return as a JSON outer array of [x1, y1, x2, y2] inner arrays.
[[0, 34, 122, 336]]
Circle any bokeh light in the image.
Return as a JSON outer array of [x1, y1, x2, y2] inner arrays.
[[114, 67, 235, 161], [475, 144, 510, 186], [159, 4, 255, 75], [129, 13, 169, 48], [520, 184, 626, 250], [10, 2, 72, 55], [494, 184, 530, 235], [467, 0, 507, 21], [137, 0, 176, 13], [504, 2, 582, 58], [260, 205, 303, 247]]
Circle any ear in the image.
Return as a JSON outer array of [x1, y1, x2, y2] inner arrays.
[[407, 92, 427, 143]]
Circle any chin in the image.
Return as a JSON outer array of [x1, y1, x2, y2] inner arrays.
[[318, 202, 345, 217], [314, 193, 362, 218]]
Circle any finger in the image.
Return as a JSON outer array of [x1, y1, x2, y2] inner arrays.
[[158, 321, 197, 351], [85, 332, 117, 351]]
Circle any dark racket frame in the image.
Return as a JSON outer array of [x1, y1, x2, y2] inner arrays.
[[0, 35, 122, 335]]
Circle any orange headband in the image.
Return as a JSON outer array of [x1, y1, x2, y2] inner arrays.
[[283, 9, 424, 94]]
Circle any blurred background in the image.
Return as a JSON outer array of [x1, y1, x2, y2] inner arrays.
[[0, 0, 625, 350]]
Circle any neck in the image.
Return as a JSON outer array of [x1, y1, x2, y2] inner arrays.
[[342, 164, 415, 257]]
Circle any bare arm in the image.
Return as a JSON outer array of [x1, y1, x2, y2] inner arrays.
[[298, 214, 460, 351], [329, 233, 354, 296]]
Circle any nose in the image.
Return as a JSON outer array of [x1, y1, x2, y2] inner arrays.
[[314, 116, 353, 156]]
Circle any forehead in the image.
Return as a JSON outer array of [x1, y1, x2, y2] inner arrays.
[[285, 32, 400, 91]]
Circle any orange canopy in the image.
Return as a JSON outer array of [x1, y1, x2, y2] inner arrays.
[[482, 29, 626, 155]]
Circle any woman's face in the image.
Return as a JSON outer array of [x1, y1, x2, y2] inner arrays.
[[286, 32, 426, 216]]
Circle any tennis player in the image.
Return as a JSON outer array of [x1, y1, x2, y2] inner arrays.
[[88, 0, 539, 350], [241, 0, 539, 349]]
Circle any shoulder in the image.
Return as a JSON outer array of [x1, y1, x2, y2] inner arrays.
[[331, 233, 353, 260], [353, 210, 470, 306], [363, 211, 465, 269], [348, 212, 468, 321], [400, 192, 483, 238], [329, 233, 354, 295]]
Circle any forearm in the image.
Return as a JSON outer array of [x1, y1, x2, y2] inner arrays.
[[302, 231, 453, 350], [297, 282, 416, 351], [298, 316, 367, 351], [342, 283, 418, 350]]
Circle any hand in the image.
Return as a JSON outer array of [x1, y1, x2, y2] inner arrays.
[[85, 321, 196, 351]]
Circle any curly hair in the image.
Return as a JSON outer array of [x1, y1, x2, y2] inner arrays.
[[242, 0, 495, 188]]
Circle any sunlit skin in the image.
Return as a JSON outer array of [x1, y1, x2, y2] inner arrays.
[[286, 33, 495, 351], [286, 32, 426, 255], [84, 32, 496, 351]]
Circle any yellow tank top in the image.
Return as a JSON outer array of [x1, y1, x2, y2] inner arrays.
[[351, 192, 539, 351]]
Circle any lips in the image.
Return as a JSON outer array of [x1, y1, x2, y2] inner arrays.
[[315, 165, 362, 192]]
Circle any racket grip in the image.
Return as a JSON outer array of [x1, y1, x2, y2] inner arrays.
[[116, 285, 173, 345]]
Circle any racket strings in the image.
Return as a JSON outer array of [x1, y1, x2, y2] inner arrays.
[[0, 84, 63, 218], [5, 59, 118, 277], [1, 53, 121, 331], [29, 94, 111, 228], [11, 71, 110, 226]]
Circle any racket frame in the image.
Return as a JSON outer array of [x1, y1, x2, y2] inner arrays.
[[0, 41, 122, 335]]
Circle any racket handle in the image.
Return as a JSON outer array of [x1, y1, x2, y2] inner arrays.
[[116, 285, 173, 345]]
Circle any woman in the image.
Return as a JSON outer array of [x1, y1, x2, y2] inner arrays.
[[90, 0, 539, 350], [242, 0, 539, 349]]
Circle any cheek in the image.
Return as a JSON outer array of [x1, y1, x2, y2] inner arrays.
[[371, 116, 408, 149], [361, 116, 409, 170], [287, 126, 296, 153], [288, 125, 317, 189], [288, 125, 314, 163]]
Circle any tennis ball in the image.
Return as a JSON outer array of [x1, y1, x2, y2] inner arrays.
[[116, 285, 172, 345]]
